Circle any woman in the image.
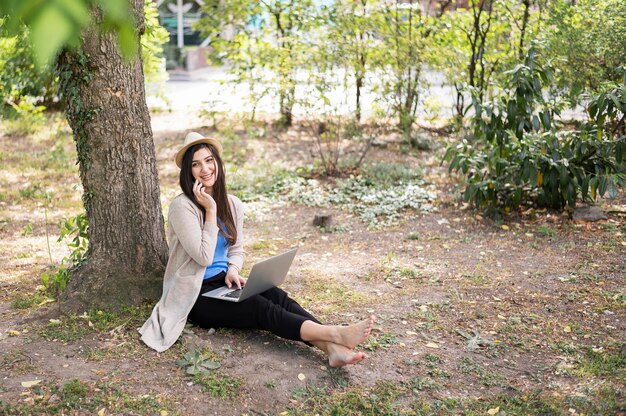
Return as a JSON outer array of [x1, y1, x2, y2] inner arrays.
[[140, 132, 375, 367]]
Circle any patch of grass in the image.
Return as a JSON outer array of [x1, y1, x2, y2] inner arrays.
[[38, 316, 90, 342], [250, 238, 273, 251], [11, 291, 50, 310], [601, 290, 626, 311], [423, 353, 452, 379], [577, 344, 626, 379], [407, 232, 420, 240], [405, 376, 442, 394], [264, 380, 277, 389], [407, 307, 439, 329], [550, 341, 579, 355], [0, 379, 176, 415], [537, 225, 559, 238], [1, 349, 37, 375], [462, 272, 489, 285], [193, 372, 243, 399], [457, 357, 509, 387], [363, 332, 398, 351], [37, 305, 152, 342], [389, 266, 420, 279], [288, 380, 405, 416], [295, 273, 372, 315], [411, 399, 459, 414], [318, 223, 350, 233], [85, 305, 152, 332], [360, 162, 422, 188], [457, 386, 624, 416]]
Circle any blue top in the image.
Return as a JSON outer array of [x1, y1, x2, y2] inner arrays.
[[204, 231, 229, 279]]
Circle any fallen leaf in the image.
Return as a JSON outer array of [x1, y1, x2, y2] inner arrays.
[[298, 373, 306, 381], [419, 305, 428, 312], [49, 319, 62, 326], [8, 330, 20, 336], [98, 408, 106, 416], [564, 326, 572, 333], [21, 380, 41, 388], [160, 411, 168, 416], [425, 342, 439, 349], [487, 407, 500, 415], [501, 225, 509, 231]]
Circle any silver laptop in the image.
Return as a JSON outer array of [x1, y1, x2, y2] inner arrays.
[[202, 248, 298, 302]]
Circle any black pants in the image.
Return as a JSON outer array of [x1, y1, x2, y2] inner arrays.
[[188, 272, 321, 342]]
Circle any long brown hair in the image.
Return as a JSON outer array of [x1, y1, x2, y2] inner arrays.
[[179, 143, 237, 245]]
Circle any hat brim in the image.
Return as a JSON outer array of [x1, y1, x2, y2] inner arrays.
[[175, 137, 223, 168]]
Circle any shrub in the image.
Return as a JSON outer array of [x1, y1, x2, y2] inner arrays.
[[443, 43, 625, 214]]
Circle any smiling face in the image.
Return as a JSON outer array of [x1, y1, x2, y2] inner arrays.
[[191, 147, 219, 195]]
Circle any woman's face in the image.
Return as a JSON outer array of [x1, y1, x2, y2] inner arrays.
[[191, 147, 219, 194]]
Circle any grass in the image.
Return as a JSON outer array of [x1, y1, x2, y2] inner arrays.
[[0, 379, 177, 415], [363, 332, 399, 351], [537, 225, 559, 238], [293, 272, 372, 316], [193, 372, 244, 399], [10, 291, 51, 310], [457, 357, 509, 387], [286, 381, 625, 416], [36, 305, 152, 342], [1, 349, 37, 376], [288, 380, 405, 416], [577, 344, 626, 379]]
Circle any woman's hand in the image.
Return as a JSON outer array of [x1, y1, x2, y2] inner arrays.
[[225, 268, 246, 290], [193, 179, 216, 213]]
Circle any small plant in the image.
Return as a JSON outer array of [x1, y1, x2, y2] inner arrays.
[[364, 333, 398, 351], [4, 97, 47, 136], [537, 225, 558, 238], [176, 349, 221, 375], [307, 116, 376, 176], [41, 213, 89, 295]]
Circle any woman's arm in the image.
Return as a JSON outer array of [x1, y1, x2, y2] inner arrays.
[[168, 197, 219, 266]]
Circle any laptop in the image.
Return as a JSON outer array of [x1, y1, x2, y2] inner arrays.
[[201, 248, 298, 302]]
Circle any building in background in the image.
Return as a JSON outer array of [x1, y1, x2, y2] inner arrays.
[[154, 0, 211, 71]]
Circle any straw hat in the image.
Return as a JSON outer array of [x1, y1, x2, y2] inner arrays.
[[175, 132, 223, 168]]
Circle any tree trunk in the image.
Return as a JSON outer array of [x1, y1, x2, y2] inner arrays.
[[58, 0, 168, 312]]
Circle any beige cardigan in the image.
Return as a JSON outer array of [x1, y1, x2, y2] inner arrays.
[[139, 193, 245, 352]]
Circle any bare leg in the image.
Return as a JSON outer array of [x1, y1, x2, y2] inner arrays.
[[311, 341, 368, 367], [300, 315, 375, 350]]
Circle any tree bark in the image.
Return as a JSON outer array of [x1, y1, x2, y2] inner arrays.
[[58, 0, 168, 312]]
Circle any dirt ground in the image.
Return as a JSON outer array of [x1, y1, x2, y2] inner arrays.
[[0, 115, 624, 415]]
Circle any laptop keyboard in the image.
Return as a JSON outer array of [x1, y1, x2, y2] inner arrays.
[[223, 289, 242, 299]]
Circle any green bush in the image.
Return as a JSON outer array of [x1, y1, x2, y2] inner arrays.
[[444, 43, 625, 214], [0, 24, 58, 116]]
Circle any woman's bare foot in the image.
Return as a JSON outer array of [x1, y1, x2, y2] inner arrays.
[[335, 315, 375, 350], [327, 343, 368, 367]]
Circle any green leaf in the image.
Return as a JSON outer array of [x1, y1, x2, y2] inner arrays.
[[30, 5, 73, 67], [532, 115, 540, 132], [200, 361, 221, 370], [116, 23, 138, 61]]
